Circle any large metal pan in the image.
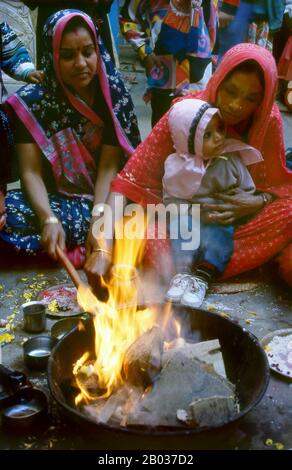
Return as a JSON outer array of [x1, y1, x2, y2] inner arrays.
[[47, 305, 269, 447]]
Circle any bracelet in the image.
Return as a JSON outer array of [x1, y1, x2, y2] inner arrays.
[[42, 216, 60, 227], [22, 67, 36, 81], [92, 248, 112, 257]]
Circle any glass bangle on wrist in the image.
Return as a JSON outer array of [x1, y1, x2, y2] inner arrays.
[[92, 248, 112, 257]]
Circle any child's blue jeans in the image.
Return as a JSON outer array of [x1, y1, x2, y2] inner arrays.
[[169, 214, 234, 274]]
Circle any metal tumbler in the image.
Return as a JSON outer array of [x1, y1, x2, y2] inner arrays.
[[22, 301, 46, 333]]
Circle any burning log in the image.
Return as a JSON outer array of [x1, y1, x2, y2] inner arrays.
[[83, 385, 134, 424], [126, 350, 235, 428], [123, 326, 164, 386], [75, 363, 101, 398], [83, 384, 144, 426]]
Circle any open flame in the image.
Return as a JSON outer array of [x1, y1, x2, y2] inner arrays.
[[174, 318, 182, 338], [74, 215, 158, 403], [163, 315, 183, 350]]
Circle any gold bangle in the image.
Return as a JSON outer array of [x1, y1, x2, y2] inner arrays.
[[92, 248, 112, 257]]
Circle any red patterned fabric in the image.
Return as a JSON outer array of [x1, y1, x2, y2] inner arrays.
[[111, 44, 292, 282], [66, 246, 86, 270]]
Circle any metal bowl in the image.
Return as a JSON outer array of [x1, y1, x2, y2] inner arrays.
[[23, 336, 57, 370], [2, 388, 48, 430], [51, 318, 82, 341]]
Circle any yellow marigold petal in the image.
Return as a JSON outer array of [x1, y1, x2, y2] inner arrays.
[[265, 438, 273, 446], [0, 333, 15, 344], [48, 299, 60, 312], [275, 442, 284, 450]]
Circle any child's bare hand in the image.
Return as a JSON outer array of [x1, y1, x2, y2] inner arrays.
[[27, 70, 44, 84]]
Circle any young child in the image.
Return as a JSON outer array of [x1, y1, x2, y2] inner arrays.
[[163, 98, 263, 308], [0, 21, 43, 230]]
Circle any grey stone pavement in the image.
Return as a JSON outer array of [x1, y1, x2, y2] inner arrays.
[[0, 49, 291, 450]]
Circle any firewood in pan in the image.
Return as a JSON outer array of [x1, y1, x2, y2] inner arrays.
[[83, 384, 144, 426], [188, 395, 239, 427], [126, 351, 235, 428], [164, 339, 227, 378], [123, 326, 164, 386], [75, 363, 103, 397], [83, 385, 131, 424]]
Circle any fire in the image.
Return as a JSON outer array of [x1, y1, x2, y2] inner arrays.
[[163, 316, 183, 350], [73, 352, 91, 406], [74, 215, 157, 403], [174, 318, 182, 338]]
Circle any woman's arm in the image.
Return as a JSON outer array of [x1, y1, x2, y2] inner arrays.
[[1, 22, 36, 82], [18, 143, 66, 257], [86, 144, 122, 253], [85, 190, 127, 294], [92, 145, 123, 212], [201, 189, 273, 225], [85, 145, 125, 287]]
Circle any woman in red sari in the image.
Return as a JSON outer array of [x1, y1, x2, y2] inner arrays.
[[92, 44, 292, 287]]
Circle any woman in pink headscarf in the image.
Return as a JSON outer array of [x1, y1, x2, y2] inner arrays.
[[93, 44, 292, 287]]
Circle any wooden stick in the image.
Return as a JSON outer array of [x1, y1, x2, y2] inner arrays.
[[56, 245, 84, 289], [56, 246, 97, 317]]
